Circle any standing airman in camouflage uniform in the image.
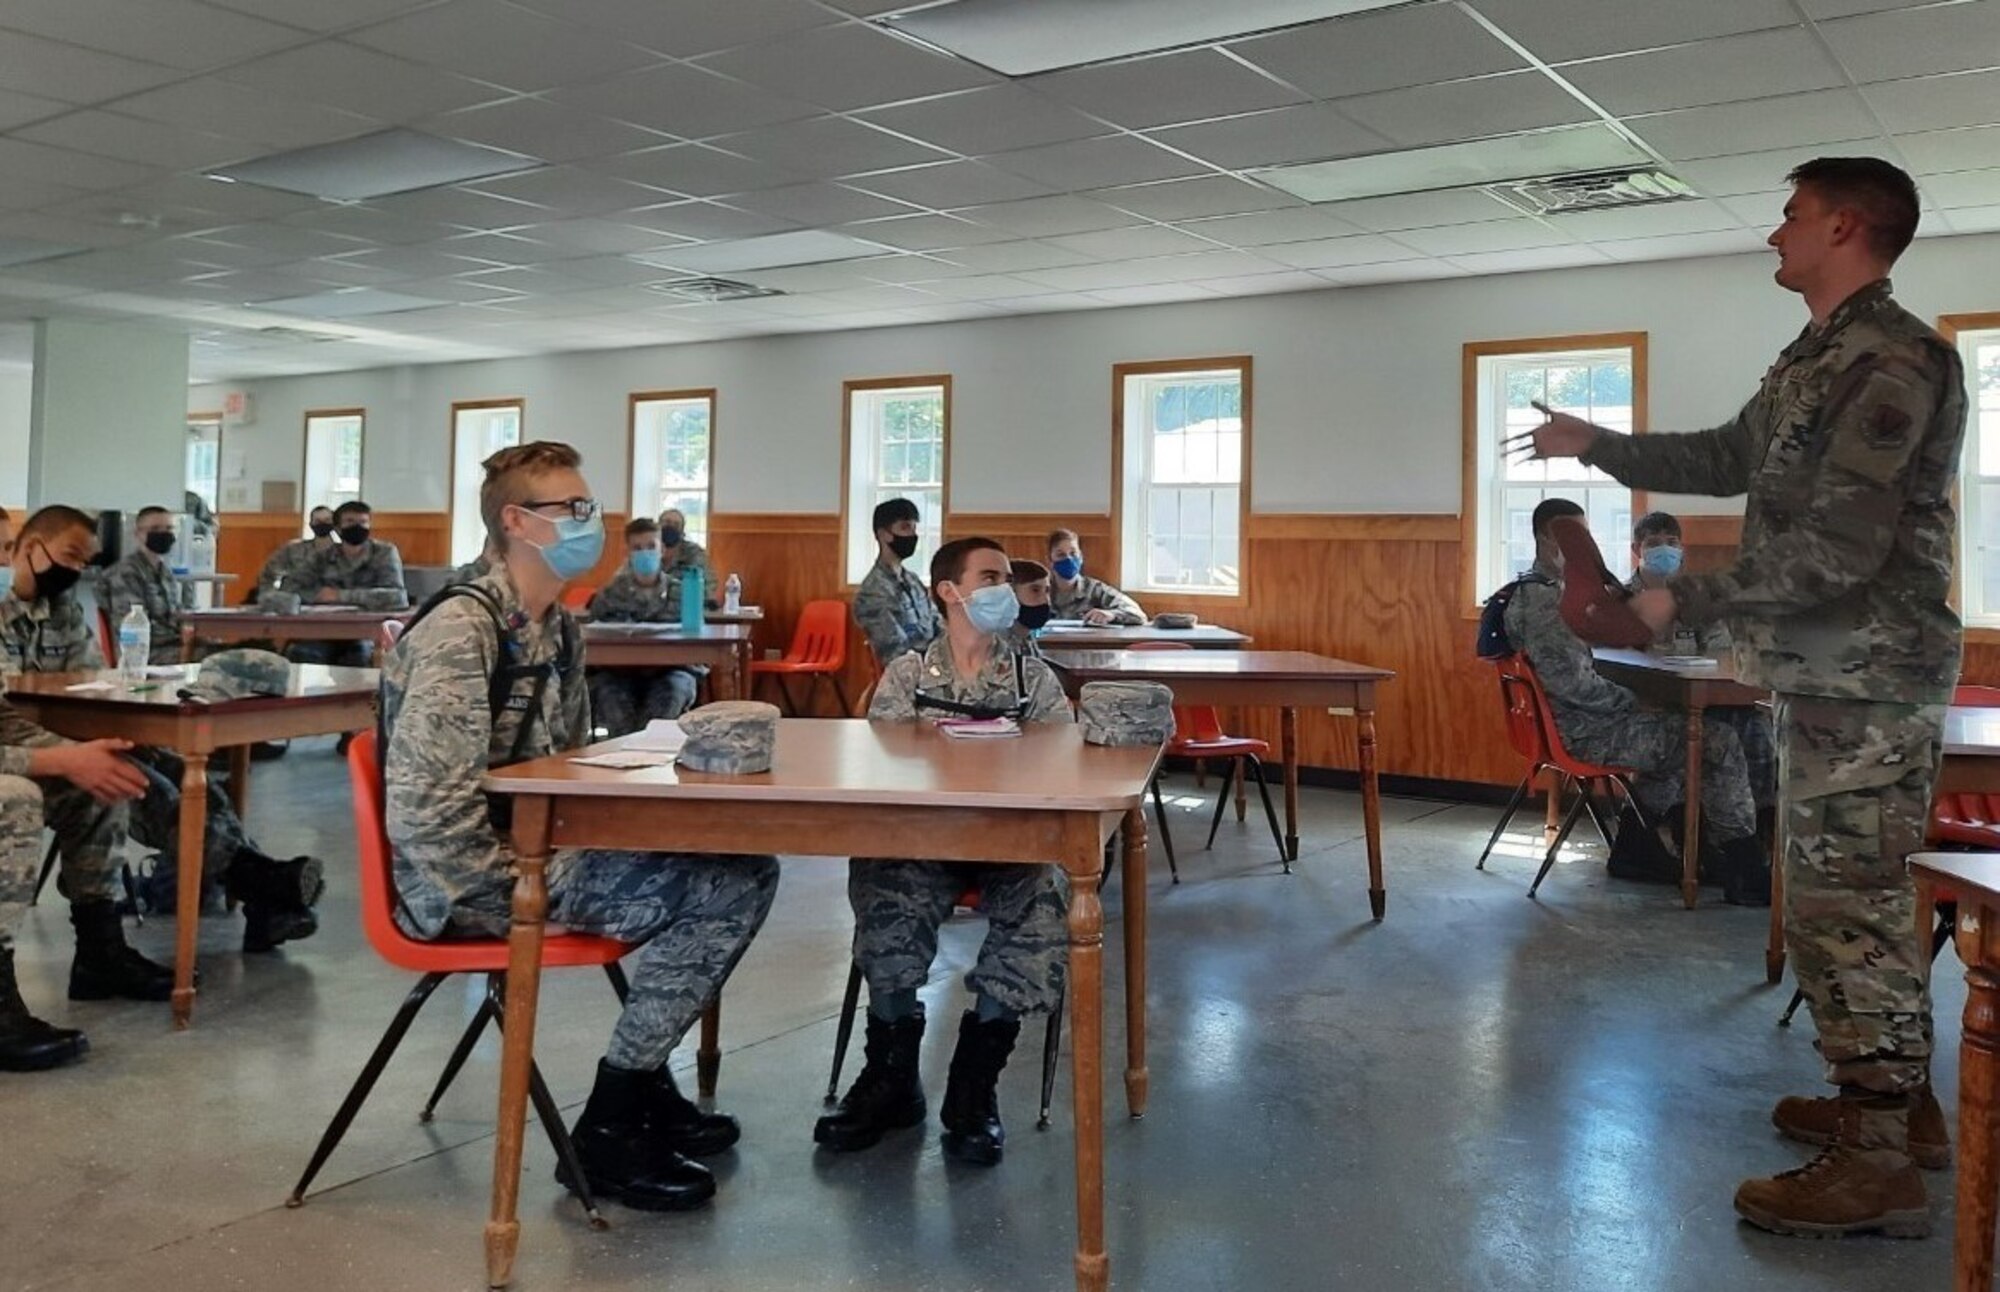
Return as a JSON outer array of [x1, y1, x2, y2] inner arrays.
[[255, 506, 335, 604], [1046, 527, 1145, 625], [852, 497, 941, 667], [382, 440, 777, 1213], [99, 505, 194, 663], [1520, 158, 1965, 1238], [817, 537, 1071, 1168], [586, 517, 699, 735]]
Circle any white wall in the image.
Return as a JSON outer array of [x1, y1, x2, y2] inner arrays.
[[192, 230, 2000, 520], [33, 318, 188, 516], [0, 367, 30, 509]]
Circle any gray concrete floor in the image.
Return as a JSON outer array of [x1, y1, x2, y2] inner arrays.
[[1, 742, 1962, 1292]]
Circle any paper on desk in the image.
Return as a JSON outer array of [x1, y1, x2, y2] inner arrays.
[[144, 665, 193, 678], [624, 719, 688, 753], [570, 750, 678, 769], [1039, 621, 1089, 632], [935, 717, 1021, 739], [65, 680, 117, 692], [1660, 655, 1721, 670]]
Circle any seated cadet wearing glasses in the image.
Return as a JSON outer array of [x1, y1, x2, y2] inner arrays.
[[816, 537, 1072, 1169], [585, 517, 700, 736], [381, 442, 779, 1214]]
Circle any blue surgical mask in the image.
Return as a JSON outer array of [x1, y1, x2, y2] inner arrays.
[[0, 566, 13, 601], [1052, 555, 1082, 581], [523, 511, 605, 582], [961, 583, 1019, 635], [1640, 545, 1683, 578], [630, 548, 662, 578]]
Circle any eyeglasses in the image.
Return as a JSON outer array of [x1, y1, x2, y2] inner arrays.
[[519, 497, 601, 522]]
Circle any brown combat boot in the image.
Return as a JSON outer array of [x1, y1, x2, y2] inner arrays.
[[1771, 1084, 1951, 1170], [1736, 1091, 1930, 1239]]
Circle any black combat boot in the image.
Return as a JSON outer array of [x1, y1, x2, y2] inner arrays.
[[226, 852, 324, 954], [940, 1010, 1021, 1167], [814, 1010, 928, 1152], [0, 946, 87, 1072], [1605, 805, 1679, 884], [68, 901, 175, 1001], [555, 1060, 717, 1211], [1719, 833, 1773, 907], [640, 1065, 741, 1156]]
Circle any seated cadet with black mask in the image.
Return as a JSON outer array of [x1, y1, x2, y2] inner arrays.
[[816, 537, 1073, 1168], [1007, 557, 1052, 657], [99, 506, 193, 664]]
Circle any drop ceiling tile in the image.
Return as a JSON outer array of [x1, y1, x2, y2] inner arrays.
[[182, 223, 375, 258], [1820, 3, 2000, 84], [1016, 249, 1276, 292], [71, 174, 321, 223], [321, 245, 506, 278], [1087, 175, 1301, 222], [203, 0, 434, 31], [1316, 258, 1469, 286], [1028, 48, 1306, 131], [987, 135, 1209, 189], [1045, 225, 1222, 259], [737, 260, 887, 292], [424, 98, 668, 164], [933, 239, 1096, 273], [1088, 283, 1223, 306], [847, 254, 988, 283], [502, 219, 685, 258], [1446, 244, 1616, 275], [1321, 187, 1523, 231], [1942, 203, 2000, 234], [370, 274, 525, 302], [1627, 89, 1883, 161], [1148, 103, 1392, 169], [835, 213, 1016, 252], [1187, 268, 1332, 297], [294, 256, 408, 286], [1337, 71, 1594, 148], [859, 85, 1107, 157], [849, 160, 1054, 208], [726, 183, 923, 226], [113, 79, 383, 151], [588, 144, 802, 198], [224, 41, 506, 124], [1797, 0, 1935, 15], [511, 0, 838, 58], [1388, 217, 1574, 256], [1542, 199, 1741, 242], [545, 254, 684, 286], [1468, 0, 1800, 62], [550, 63, 819, 139], [952, 194, 1139, 237], [0, 88, 69, 131], [1596, 228, 1774, 262], [12, 112, 258, 171], [348, 0, 664, 94], [438, 231, 559, 265], [0, 0, 305, 70], [1921, 167, 2000, 210], [1865, 71, 2000, 134], [1178, 207, 1366, 246], [618, 201, 800, 241], [1559, 27, 1847, 117], [697, 23, 998, 113], [1230, 4, 1525, 99], [0, 139, 159, 193], [467, 166, 675, 217], [713, 117, 953, 180], [364, 184, 553, 228], [1259, 232, 1429, 269], [1715, 190, 1791, 228], [0, 32, 182, 103], [1674, 142, 1884, 197], [1899, 125, 2000, 177], [280, 204, 459, 245]]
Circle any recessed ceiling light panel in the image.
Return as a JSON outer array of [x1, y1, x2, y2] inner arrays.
[[251, 288, 447, 318], [1255, 124, 1649, 204], [879, 0, 1410, 76], [208, 128, 541, 202], [630, 230, 898, 274]]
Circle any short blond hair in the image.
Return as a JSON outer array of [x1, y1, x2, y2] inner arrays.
[[481, 440, 583, 552]]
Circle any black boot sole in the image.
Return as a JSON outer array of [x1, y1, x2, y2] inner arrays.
[[553, 1162, 715, 1212], [813, 1097, 927, 1152], [0, 1034, 89, 1071], [940, 1127, 1004, 1166]]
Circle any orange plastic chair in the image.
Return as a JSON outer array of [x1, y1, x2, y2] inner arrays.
[[750, 599, 852, 716], [1932, 684, 2000, 848], [286, 729, 641, 1228], [560, 584, 596, 611], [95, 606, 117, 666]]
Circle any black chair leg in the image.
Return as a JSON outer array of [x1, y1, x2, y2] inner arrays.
[[420, 991, 498, 1123], [604, 960, 631, 1005], [1203, 760, 1239, 851], [1476, 772, 1537, 871], [30, 839, 58, 905], [1149, 778, 1179, 883], [1038, 984, 1066, 1130], [288, 971, 451, 1207], [1245, 757, 1287, 872], [1579, 780, 1616, 850], [1528, 795, 1590, 898], [827, 962, 864, 1103], [1778, 987, 1808, 1027], [485, 976, 607, 1230]]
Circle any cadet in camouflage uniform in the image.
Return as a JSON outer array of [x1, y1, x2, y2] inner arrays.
[[1502, 499, 1765, 897], [1005, 557, 1052, 658], [441, 548, 492, 588], [655, 507, 712, 601], [1046, 527, 1144, 624], [1519, 159, 1964, 1238], [852, 497, 941, 667], [254, 506, 334, 604], [586, 518, 700, 735], [383, 440, 777, 1212], [817, 537, 1071, 1167], [295, 500, 408, 667], [0, 774, 95, 1070], [99, 505, 194, 663]]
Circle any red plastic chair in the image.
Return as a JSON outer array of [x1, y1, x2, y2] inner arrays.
[[95, 606, 116, 667], [750, 599, 852, 716], [1483, 654, 1642, 897], [287, 729, 641, 1227]]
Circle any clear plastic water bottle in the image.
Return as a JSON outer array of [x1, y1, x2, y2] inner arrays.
[[118, 606, 149, 681], [191, 529, 215, 575], [723, 573, 741, 614], [679, 568, 704, 633]]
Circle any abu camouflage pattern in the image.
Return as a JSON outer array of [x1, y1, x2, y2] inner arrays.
[[853, 559, 940, 667], [98, 549, 192, 661]]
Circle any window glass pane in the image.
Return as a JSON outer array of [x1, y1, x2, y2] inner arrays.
[[848, 384, 946, 584], [1123, 366, 1244, 593]]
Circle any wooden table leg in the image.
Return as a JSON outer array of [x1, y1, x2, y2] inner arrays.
[[1281, 706, 1300, 863], [225, 744, 252, 819], [171, 749, 209, 1028], [1954, 940, 2000, 1292], [1358, 707, 1385, 921], [697, 999, 721, 1099], [1120, 806, 1148, 1119], [487, 797, 553, 1290], [1064, 824, 1109, 1292], [1681, 708, 1703, 910], [179, 623, 195, 665], [1766, 828, 1788, 984]]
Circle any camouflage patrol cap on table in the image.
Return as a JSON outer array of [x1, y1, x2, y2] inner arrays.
[[1153, 612, 1198, 630], [1078, 681, 1174, 747], [179, 648, 292, 702], [677, 700, 780, 774]]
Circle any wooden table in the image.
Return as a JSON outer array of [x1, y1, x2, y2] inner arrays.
[[5, 665, 378, 1026], [182, 608, 404, 659], [1035, 624, 1250, 649], [1043, 648, 1394, 918], [1592, 648, 1768, 910], [580, 622, 754, 701], [480, 720, 1160, 1292]]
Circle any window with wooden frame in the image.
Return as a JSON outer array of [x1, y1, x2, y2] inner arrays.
[[1946, 312, 2000, 628], [1114, 357, 1250, 597], [450, 398, 523, 565], [186, 412, 223, 515], [629, 389, 714, 546], [301, 408, 364, 537], [1461, 333, 1647, 610], [842, 376, 950, 587]]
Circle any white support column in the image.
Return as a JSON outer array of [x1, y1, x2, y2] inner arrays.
[[28, 318, 188, 514]]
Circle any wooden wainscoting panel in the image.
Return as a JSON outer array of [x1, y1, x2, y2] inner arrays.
[[370, 511, 451, 568], [1245, 513, 1459, 543], [216, 512, 302, 605]]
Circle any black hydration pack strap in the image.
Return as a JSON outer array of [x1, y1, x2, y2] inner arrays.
[[912, 653, 1028, 721]]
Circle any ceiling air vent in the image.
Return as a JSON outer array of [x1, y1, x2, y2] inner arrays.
[[649, 276, 786, 304], [1488, 168, 1697, 217]]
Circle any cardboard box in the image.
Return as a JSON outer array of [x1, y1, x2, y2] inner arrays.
[[260, 479, 297, 513]]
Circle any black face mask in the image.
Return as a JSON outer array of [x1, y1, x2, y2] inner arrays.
[[887, 533, 919, 560], [1018, 602, 1053, 630], [309, 521, 334, 539], [337, 524, 370, 546], [143, 530, 177, 555], [31, 546, 82, 601], [659, 527, 682, 547]]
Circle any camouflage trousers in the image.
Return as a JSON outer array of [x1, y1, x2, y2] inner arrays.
[[1563, 706, 1759, 842], [849, 860, 1069, 1017], [587, 669, 699, 738], [0, 773, 126, 952], [128, 747, 252, 896], [549, 849, 780, 1072], [1778, 694, 1944, 1095]]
